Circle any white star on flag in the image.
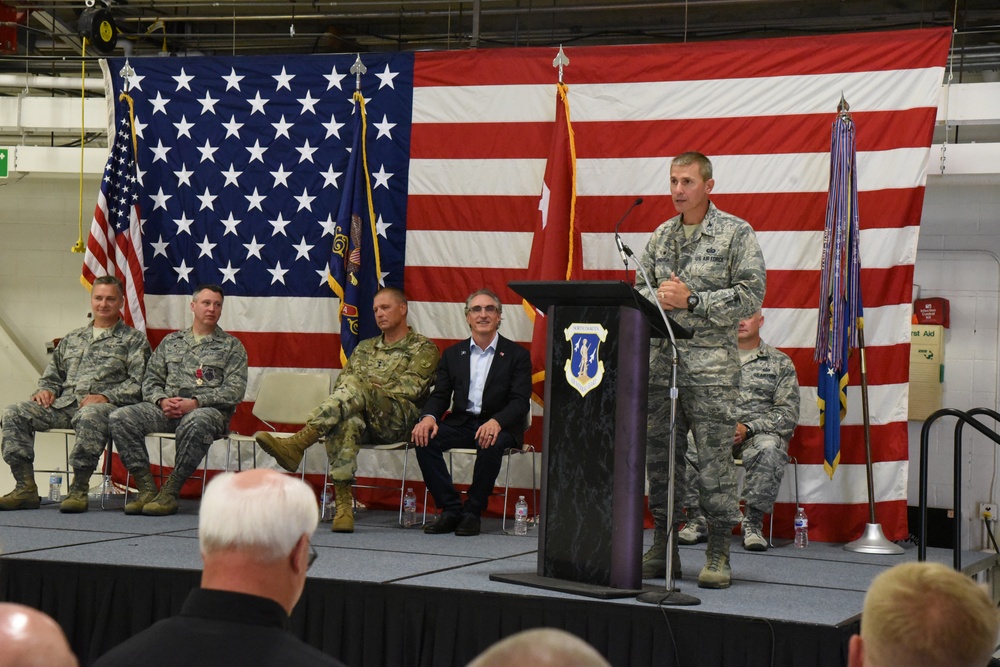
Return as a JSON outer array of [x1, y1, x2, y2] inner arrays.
[[267, 261, 289, 284]]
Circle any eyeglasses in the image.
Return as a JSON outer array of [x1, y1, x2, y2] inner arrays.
[[467, 305, 498, 314], [307, 544, 318, 570]]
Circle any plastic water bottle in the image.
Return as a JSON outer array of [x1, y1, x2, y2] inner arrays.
[[403, 488, 417, 527], [49, 469, 62, 502], [794, 506, 809, 548], [514, 496, 529, 536]]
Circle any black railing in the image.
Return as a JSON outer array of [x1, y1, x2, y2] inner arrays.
[[918, 407, 1000, 570]]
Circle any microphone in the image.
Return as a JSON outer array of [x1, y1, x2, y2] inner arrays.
[[614, 198, 643, 266], [612, 199, 680, 355]]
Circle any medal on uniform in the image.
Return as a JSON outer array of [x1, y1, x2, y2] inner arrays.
[[196, 365, 204, 386]]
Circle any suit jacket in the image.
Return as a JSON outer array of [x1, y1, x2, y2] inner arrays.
[[421, 334, 532, 446]]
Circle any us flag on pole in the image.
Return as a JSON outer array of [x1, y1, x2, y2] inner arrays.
[[96, 53, 412, 416], [82, 92, 147, 333], [94, 28, 950, 539]]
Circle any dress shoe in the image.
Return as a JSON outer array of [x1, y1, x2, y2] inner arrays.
[[455, 514, 481, 536], [423, 512, 461, 534]]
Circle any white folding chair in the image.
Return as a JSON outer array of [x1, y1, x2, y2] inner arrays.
[[227, 371, 333, 475], [35, 429, 121, 509], [33, 428, 73, 498], [415, 443, 537, 534], [400, 411, 537, 533], [122, 432, 222, 504], [321, 441, 411, 523], [734, 453, 799, 548]]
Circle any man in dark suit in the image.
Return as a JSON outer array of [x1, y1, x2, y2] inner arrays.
[[411, 288, 532, 536]]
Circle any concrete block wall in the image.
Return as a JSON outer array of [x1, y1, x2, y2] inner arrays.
[[0, 173, 98, 493], [914, 179, 1000, 550]]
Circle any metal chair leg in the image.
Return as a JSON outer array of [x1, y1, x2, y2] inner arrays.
[[398, 443, 409, 526], [99, 438, 118, 510], [501, 445, 538, 535], [768, 454, 799, 548]]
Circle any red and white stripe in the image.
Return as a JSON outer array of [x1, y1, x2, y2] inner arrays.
[[82, 188, 147, 334], [143, 29, 950, 539], [402, 28, 950, 541]]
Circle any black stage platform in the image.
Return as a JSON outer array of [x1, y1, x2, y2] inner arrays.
[[1, 497, 996, 667]]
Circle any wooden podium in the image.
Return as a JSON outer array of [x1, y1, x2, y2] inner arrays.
[[493, 281, 689, 598]]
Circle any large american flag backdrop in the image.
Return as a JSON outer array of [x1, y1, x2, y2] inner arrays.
[[96, 27, 950, 542]]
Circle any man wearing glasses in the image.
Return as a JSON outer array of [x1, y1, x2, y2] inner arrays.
[[94, 469, 344, 666], [255, 286, 440, 533], [411, 289, 532, 536]]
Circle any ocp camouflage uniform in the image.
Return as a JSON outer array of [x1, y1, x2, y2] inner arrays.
[[309, 328, 439, 482], [1, 320, 149, 471], [682, 339, 800, 517], [638, 202, 766, 532], [110, 328, 248, 483]]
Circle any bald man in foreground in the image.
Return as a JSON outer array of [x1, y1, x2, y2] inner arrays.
[[0, 603, 78, 667], [467, 628, 610, 667]]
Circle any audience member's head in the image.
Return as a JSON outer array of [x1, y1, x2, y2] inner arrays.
[[850, 561, 1000, 667], [198, 469, 319, 615], [0, 603, 78, 667], [467, 628, 610, 667]]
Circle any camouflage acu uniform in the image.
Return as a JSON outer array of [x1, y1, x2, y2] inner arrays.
[[682, 339, 800, 516], [638, 202, 766, 531], [1, 320, 149, 471], [109, 328, 248, 482], [309, 328, 439, 482]]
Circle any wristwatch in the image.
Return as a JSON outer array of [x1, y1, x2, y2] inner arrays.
[[743, 423, 755, 440], [686, 293, 700, 312]]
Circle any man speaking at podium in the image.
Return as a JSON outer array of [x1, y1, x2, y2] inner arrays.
[[637, 152, 766, 589]]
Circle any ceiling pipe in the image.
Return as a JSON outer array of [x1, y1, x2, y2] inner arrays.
[[106, 0, 811, 24], [0, 73, 105, 91], [471, 0, 481, 48]]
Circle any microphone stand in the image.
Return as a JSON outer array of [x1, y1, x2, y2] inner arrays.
[[615, 240, 700, 607], [614, 198, 642, 284]]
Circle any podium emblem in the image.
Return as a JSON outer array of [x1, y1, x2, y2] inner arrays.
[[563, 323, 607, 397]]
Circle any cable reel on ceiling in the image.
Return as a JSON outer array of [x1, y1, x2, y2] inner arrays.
[[78, 0, 118, 54]]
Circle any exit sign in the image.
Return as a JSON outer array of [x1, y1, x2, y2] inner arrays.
[[0, 148, 7, 178]]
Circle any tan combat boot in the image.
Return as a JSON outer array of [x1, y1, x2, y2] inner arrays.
[[641, 526, 682, 579], [59, 468, 93, 513], [142, 473, 184, 516], [0, 463, 41, 511], [123, 468, 159, 515], [678, 515, 708, 544], [698, 531, 732, 589], [255, 426, 320, 472], [641, 526, 666, 578], [331, 483, 354, 533]]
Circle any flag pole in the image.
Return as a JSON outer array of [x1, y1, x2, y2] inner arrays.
[[841, 93, 902, 555], [844, 319, 903, 554]]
